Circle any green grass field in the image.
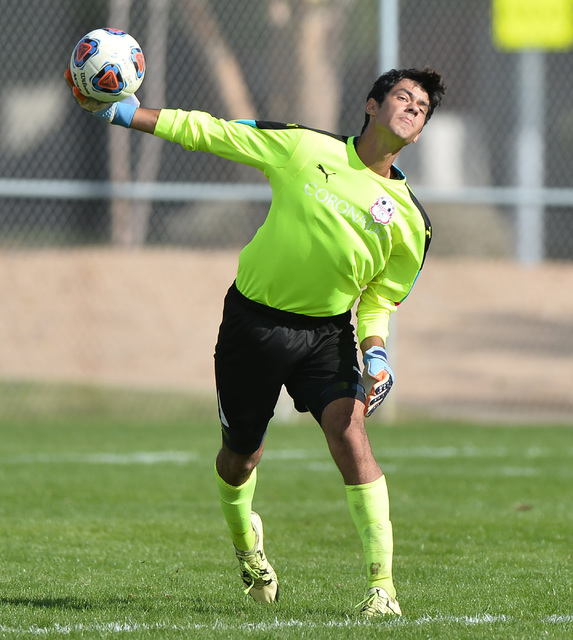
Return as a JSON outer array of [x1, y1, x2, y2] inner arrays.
[[0, 387, 572, 639]]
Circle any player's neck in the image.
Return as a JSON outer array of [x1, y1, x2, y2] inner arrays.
[[355, 133, 402, 179]]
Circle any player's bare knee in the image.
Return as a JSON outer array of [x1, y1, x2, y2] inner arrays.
[[321, 398, 365, 437], [216, 443, 262, 486]]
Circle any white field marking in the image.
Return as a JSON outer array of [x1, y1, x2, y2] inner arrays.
[[267, 446, 510, 460], [545, 615, 573, 623], [0, 451, 199, 465], [263, 448, 326, 460], [0, 613, 571, 635], [375, 445, 573, 459], [305, 462, 337, 472], [266, 445, 573, 460], [499, 466, 539, 476], [377, 446, 509, 458], [1, 443, 571, 467]]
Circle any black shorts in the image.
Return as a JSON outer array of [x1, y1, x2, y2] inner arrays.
[[214, 282, 366, 454]]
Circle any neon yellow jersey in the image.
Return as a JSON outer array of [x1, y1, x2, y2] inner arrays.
[[154, 109, 431, 343]]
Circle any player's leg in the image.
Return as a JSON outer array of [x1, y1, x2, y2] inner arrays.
[[286, 315, 400, 617], [320, 398, 400, 616], [213, 284, 283, 602], [213, 283, 275, 547]]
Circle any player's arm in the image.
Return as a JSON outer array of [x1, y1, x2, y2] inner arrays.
[[66, 68, 296, 170], [357, 227, 427, 417]]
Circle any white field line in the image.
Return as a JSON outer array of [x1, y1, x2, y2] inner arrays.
[[0, 444, 571, 467], [0, 614, 572, 635], [0, 451, 199, 465]]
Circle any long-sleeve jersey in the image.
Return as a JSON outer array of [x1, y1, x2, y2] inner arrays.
[[154, 109, 431, 343]]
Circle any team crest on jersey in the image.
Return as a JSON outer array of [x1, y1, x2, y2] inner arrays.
[[369, 194, 395, 225]]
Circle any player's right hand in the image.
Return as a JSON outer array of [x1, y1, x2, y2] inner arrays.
[[64, 67, 139, 127]]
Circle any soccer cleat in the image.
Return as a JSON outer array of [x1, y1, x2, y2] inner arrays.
[[356, 586, 402, 617], [234, 511, 279, 603]]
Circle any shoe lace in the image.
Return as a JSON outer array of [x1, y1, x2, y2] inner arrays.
[[355, 590, 380, 613], [356, 587, 397, 616], [238, 551, 270, 594]]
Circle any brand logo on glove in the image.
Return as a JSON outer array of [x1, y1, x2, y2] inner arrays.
[[369, 194, 395, 225]]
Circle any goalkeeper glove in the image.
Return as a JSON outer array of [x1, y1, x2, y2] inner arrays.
[[362, 346, 394, 417], [90, 94, 140, 127], [64, 67, 139, 128]]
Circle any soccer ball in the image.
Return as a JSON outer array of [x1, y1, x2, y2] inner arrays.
[[69, 28, 145, 103]]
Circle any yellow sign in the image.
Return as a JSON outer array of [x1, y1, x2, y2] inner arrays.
[[492, 0, 573, 50]]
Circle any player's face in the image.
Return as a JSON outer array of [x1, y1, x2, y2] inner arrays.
[[367, 79, 430, 145]]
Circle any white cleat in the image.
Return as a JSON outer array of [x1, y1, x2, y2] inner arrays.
[[234, 511, 279, 603], [356, 586, 402, 617]]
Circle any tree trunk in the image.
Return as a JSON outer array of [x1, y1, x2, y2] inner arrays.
[[295, 0, 349, 131]]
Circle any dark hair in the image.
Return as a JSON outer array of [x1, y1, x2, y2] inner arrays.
[[360, 67, 446, 134]]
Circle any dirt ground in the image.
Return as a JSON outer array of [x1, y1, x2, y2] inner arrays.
[[1, 249, 572, 423]]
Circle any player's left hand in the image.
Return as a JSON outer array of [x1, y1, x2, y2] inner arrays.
[[64, 67, 139, 127], [362, 346, 394, 417]]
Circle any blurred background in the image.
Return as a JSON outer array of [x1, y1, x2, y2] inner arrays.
[[1, 0, 572, 424]]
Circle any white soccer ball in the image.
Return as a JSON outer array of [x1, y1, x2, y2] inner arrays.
[[69, 28, 145, 103]]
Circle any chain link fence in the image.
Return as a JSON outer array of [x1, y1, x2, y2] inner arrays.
[[1, 0, 572, 423]]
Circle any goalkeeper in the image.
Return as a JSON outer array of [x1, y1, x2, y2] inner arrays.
[[66, 66, 445, 617]]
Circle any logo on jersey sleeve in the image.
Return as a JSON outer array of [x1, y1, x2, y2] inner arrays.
[[369, 194, 395, 225]]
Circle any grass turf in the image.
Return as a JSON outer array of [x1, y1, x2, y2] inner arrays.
[[0, 394, 571, 638]]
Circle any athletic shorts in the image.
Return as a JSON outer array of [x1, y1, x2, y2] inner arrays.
[[214, 282, 366, 454]]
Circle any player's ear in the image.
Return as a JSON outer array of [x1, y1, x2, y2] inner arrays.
[[412, 131, 422, 144], [365, 97, 378, 116]]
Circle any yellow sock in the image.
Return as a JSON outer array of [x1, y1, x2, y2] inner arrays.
[[215, 464, 257, 551], [345, 475, 396, 597]]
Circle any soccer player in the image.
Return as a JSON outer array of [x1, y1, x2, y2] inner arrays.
[[66, 66, 445, 617]]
